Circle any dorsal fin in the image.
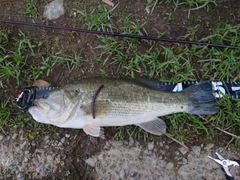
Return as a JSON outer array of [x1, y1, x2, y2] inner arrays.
[[134, 76, 168, 91]]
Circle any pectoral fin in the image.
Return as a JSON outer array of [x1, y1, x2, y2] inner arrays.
[[136, 118, 166, 135], [83, 124, 105, 139]]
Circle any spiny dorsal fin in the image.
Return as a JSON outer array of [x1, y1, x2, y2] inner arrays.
[[133, 76, 169, 91]]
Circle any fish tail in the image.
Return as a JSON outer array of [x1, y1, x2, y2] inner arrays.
[[184, 82, 217, 115]]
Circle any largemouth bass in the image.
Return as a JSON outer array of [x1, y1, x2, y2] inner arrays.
[[28, 78, 217, 137]]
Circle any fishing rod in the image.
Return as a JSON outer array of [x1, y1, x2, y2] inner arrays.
[[0, 19, 239, 49], [2, 19, 238, 109]]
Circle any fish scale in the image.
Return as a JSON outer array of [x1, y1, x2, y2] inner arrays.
[[28, 78, 217, 137]]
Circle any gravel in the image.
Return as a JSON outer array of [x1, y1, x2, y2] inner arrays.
[[85, 139, 240, 180], [0, 129, 69, 179], [1, 129, 240, 179]]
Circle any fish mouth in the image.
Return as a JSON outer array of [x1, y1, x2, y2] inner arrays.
[[32, 101, 43, 109], [32, 101, 50, 112]]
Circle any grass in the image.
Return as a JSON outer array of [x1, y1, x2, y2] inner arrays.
[[0, 98, 38, 132], [145, 0, 161, 14], [154, 0, 220, 19], [170, 0, 220, 18], [20, 0, 38, 17], [74, 4, 118, 31], [214, 97, 240, 133], [0, 30, 40, 87], [0, 96, 62, 138], [73, 3, 240, 143], [0, 0, 240, 147], [0, 99, 11, 132], [166, 96, 240, 144], [112, 125, 151, 143]]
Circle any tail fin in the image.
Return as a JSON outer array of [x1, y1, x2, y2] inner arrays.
[[184, 82, 217, 115]]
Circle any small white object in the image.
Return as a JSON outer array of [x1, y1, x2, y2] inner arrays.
[[145, 8, 150, 14], [43, 0, 65, 20]]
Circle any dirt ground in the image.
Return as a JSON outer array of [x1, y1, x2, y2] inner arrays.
[[0, 0, 240, 179]]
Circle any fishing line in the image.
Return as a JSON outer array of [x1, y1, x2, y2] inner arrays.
[[0, 19, 239, 49]]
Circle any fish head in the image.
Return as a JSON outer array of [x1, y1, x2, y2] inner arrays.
[[28, 86, 83, 125]]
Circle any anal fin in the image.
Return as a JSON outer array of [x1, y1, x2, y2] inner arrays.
[[83, 124, 105, 139], [136, 118, 166, 135]]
